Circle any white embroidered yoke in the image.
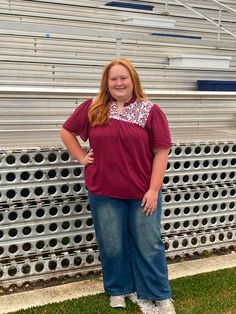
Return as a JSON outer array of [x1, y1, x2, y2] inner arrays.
[[109, 99, 154, 128]]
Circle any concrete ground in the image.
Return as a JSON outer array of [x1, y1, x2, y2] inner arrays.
[[0, 253, 235, 314]]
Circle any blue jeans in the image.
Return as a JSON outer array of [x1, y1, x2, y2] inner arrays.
[[88, 191, 172, 300]]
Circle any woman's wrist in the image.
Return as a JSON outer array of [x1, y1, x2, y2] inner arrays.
[[148, 187, 161, 193]]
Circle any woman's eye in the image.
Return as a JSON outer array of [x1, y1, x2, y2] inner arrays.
[[110, 77, 127, 81]]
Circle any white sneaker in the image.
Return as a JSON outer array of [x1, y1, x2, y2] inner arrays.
[[156, 298, 176, 314], [129, 293, 159, 314], [110, 295, 126, 308]]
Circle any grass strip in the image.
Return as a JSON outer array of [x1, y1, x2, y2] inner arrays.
[[172, 267, 236, 314], [14, 293, 141, 314], [14, 267, 236, 314]]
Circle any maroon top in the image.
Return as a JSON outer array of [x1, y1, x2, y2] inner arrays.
[[63, 98, 171, 199]]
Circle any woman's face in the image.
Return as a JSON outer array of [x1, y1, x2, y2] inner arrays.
[[108, 64, 134, 103]]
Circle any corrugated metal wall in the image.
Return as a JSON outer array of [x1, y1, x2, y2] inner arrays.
[[0, 89, 236, 147], [0, 27, 236, 90], [1, 0, 235, 41], [0, 0, 236, 91]]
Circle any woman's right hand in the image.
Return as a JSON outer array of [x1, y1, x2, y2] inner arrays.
[[60, 128, 94, 165], [80, 149, 94, 165]]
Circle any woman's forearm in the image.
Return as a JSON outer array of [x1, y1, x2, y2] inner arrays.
[[60, 127, 86, 163], [149, 148, 170, 192]]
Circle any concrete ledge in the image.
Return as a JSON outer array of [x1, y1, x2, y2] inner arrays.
[[0, 253, 235, 314], [168, 253, 236, 279]]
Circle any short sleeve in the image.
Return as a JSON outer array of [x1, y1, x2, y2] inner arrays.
[[62, 98, 92, 142], [145, 104, 172, 149]]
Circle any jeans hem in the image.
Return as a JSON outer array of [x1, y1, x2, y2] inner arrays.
[[136, 293, 172, 301], [106, 290, 136, 296]]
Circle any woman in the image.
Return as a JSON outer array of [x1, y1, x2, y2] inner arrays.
[[60, 58, 176, 314]]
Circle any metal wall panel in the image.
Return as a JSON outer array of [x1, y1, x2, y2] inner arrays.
[[0, 23, 236, 89], [0, 89, 236, 148], [0, 0, 235, 41], [0, 142, 235, 287], [0, 0, 236, 90]]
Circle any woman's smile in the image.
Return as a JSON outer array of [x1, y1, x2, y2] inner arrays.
[[108, 64, 133, 103]]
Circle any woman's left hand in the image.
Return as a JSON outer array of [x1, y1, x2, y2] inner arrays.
[[141, 189, 158, 216]]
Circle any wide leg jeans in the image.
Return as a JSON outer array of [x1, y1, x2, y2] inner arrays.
[[88, 191, 172, 300]]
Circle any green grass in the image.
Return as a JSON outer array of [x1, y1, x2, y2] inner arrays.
[[172, 267, 236, 314], [13, 294, 142, 314], [14, 267, 236, 314]]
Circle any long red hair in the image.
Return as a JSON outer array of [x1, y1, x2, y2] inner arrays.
[[88, 58, 147, 126]]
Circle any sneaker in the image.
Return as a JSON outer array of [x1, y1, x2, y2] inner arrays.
[[110, 295, 126, 308], [129, 293, 158, 314], [156, 298, 176, 314]]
